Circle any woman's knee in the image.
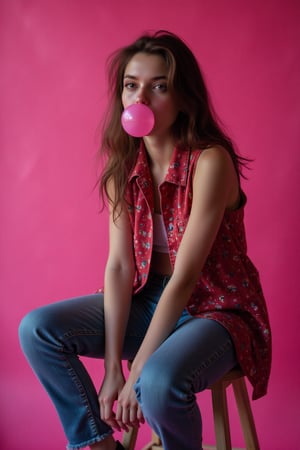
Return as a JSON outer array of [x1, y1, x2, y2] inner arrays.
[[19, 304, 60, 357], [135, 357, 183, 419], [19, 308, 43, 347]]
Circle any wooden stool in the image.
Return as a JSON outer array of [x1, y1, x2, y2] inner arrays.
[[122, 368, 260, 450]]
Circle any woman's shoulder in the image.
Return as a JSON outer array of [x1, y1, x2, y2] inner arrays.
[[193, 145, 232, 163], [191, 145, 236, 179]]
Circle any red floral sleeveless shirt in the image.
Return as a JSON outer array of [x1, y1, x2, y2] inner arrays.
[[125, 144, 271, 400]]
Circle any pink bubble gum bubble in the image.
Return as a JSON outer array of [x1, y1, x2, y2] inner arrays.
[[121, 104, 155, 137]]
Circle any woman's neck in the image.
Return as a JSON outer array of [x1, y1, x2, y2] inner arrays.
[[143, 135, 175, 170]]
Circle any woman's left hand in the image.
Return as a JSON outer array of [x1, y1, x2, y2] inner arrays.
[[116, 374, 145, 431]]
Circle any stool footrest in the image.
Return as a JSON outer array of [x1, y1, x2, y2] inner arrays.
[[142, 444, 163, 450]]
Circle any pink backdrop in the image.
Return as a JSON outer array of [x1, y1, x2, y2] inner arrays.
[[1, 1, 299, 449]]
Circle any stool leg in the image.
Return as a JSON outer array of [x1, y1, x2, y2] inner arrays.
[[122, 426, 139, 450], [232, 378, 260, 450], [142, 430, 163, 450], [211, 382, 232, 450]]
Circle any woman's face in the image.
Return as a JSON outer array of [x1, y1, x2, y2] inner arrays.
[[122, 52, 179, 138]]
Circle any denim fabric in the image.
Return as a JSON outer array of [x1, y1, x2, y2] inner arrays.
[[19, 273, 236, 450]]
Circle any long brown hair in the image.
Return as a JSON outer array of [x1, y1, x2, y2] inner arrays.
[[98, 30, 250, 215]]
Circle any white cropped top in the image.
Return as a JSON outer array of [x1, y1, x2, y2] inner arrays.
[[153, 213, 169, 253]]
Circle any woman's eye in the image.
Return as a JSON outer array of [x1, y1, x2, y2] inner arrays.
[[124, 82, 136, 90], [153, 83, 167, 91]]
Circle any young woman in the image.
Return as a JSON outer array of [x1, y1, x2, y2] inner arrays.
[[19, 30, 271, 450]]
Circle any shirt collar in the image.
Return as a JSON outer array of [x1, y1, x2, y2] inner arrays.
[[129, 143, 191, 186]]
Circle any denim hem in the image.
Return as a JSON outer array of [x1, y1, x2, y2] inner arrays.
[[66, 430, 113, 450]]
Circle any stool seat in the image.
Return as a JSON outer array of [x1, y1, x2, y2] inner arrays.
[[122, 367, 260, 450]]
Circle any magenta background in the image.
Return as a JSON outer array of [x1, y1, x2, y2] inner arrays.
[[1, 1, 299, 449]]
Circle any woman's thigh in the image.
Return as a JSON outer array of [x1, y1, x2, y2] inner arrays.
[[19, 292, 158, 360]]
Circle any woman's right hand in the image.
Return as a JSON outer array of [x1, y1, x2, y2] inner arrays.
[[98, 368, 126, 431]]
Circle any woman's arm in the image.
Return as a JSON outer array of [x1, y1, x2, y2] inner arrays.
[[99, 181, 135, 429], [104, 204, 135, 371]]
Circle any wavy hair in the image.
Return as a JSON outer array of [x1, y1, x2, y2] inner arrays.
[[98, 30, 250, 216]]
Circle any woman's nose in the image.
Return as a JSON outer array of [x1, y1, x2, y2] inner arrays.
[[135, 88, 149, 105]]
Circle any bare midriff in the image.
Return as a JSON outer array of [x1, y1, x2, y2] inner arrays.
[[151, 251, 173, 276]]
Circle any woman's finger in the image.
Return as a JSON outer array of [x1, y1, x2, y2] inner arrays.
[[136, 405, 145, 424], [100, 399, 121, 431]]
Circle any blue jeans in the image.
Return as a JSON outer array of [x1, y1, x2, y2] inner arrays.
[[19, 273, 237, 450]]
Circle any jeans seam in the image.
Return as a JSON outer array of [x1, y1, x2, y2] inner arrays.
[[63, 329, 103, 338], [64, 353, 99, 436], [191, 338, 233, 390], [57, 331, 104, 441]]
